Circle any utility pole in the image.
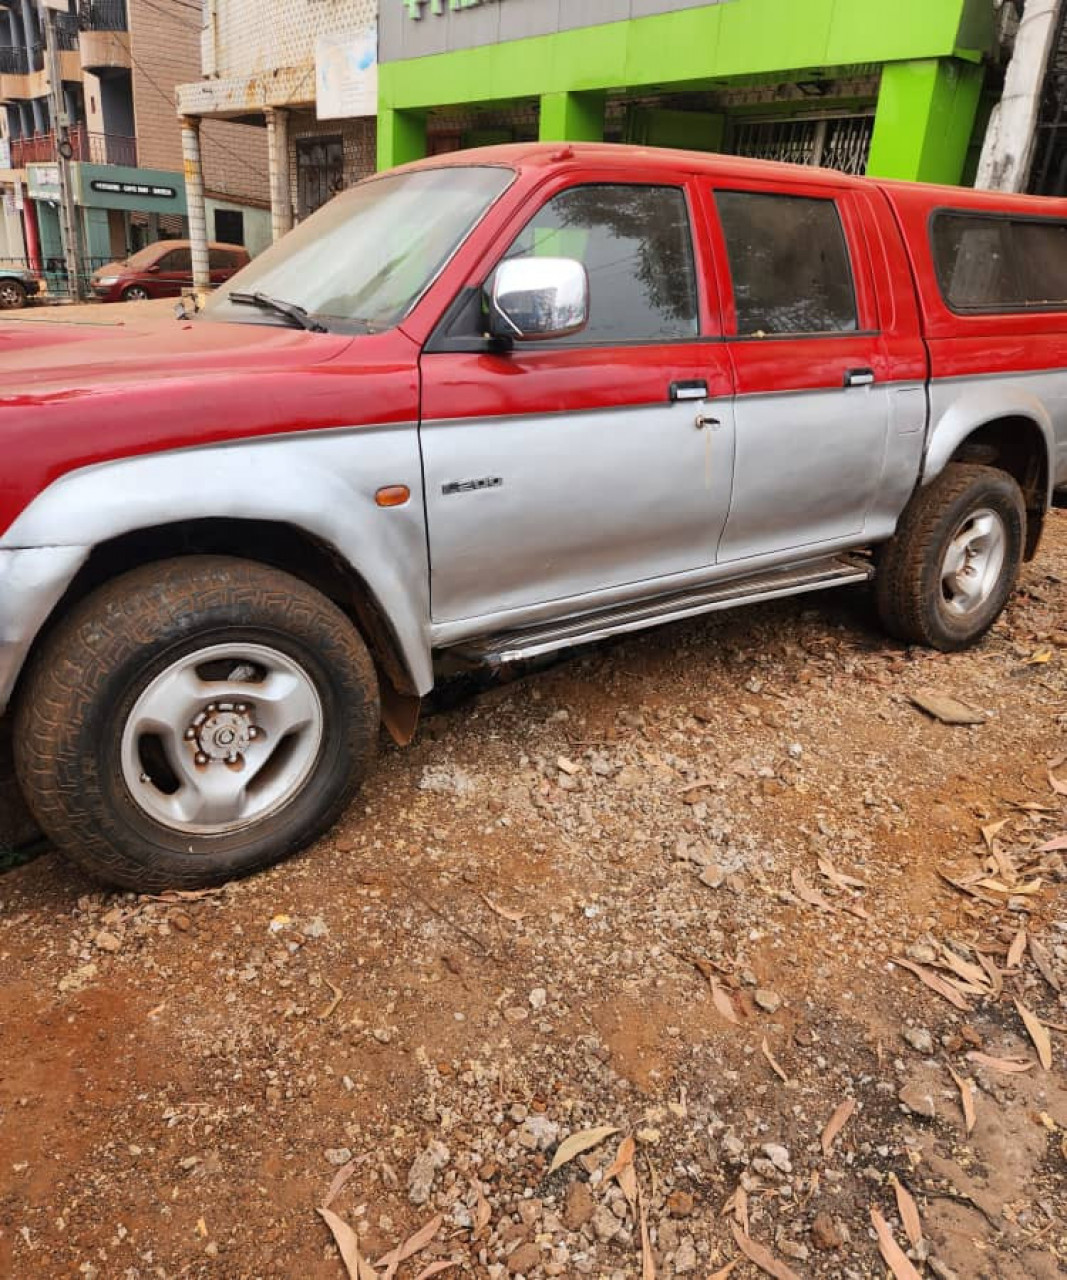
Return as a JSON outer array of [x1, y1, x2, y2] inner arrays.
[[42, 1, 83, 300]]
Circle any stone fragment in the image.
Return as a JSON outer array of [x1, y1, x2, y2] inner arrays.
[[755, 989, 782, 1013], [507, 1241, 541, 1274], [811, 1211, 845, 1250], [563, 1180, 594, 1231], [666, 1189, 694, 1218]]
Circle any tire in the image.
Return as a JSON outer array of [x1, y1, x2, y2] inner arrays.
[[876, 463, 1025, 651], [14, 557, 380, 891], [0, 716, 43, 855], [122, 285, 150, 302], [0, 279, 27, 310]]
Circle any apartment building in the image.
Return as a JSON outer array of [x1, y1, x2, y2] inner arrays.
[[0, 0, 269, 288], [176, 0, 377, 274]]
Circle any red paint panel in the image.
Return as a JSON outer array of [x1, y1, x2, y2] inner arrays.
[[0, 325, 420, 537], [926, 333, 1067, 380]]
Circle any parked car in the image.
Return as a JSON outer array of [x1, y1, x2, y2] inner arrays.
[[0, 265, 42, 310], [89, 240, 250, 302], [1, 142, 1066, 891]]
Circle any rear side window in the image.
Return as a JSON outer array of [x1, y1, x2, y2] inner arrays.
[[715, 191, 859, 335], [500, 184, 700, 345], [156, 248, 192, 273], [932, 212, 1067, 312]]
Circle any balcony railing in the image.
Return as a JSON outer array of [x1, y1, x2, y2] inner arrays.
[[78, 0, 128, 32], [9, 128, 138, 168], [0, 44, 43, 76], [55, 12, 80, 51]]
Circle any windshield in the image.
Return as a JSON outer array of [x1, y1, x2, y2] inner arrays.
[[124, 242, 175, 269], [203, 165, 515, 333]]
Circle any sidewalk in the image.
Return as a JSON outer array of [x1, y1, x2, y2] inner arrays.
[[3, 296, 202, 325]]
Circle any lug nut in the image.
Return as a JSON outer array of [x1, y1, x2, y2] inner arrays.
[[184, 728, 196, 740], [195, 752, 209, 766]]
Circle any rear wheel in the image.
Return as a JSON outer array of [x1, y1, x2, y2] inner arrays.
[[876, 463, 1025, 650], [14, 557, 380, 891], [0, 279, 27, 310], [122, 284, 150, 302]]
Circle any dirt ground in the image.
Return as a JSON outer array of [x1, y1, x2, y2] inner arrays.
[[2, 515, 1066, 1280]]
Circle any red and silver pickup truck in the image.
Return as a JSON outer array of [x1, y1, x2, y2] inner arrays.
[[1, 143, 1064, 890]]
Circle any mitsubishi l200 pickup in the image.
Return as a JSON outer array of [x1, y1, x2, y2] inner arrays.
[[1, 143, 1064, 890]]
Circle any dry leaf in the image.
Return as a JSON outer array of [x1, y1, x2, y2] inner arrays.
[[871, 1207, 921, 1280], [938, 946, 989, 990], [1029, 937, 1062, 992], [1036, 832, 1067, 852], [480, 894, 526, 923], [821, 1098, 856, 1155], [323, 1158, 360, 1211], [708, 1264, 739, 1280], [946, 1063, 976, 1134], [710, 976, 740, 1025], [1007, 928, 1028, 969], [761, 1038, 789, 1084], [980, 818, 1010, 849], [472, 1184, 491, 1239], [910, 687, 985, 725], [604, 1135, 635, 1184], [729, 1222, 801, 1280], [638, 1183, 656, 1280], [547, 1125, 619, 1174], [1027, 647, 1054, 665], [966, 1051, 1035, 1074], [723, 1184, 749, 1237], [556, 755, 581, 776], [413, 1265, 455, 1280], [1047, 755, 1067, 796], [937, 870, 1001, 906], [817, 856, 867, 889], [889, 1174, 923, 1249], [376, 1215, 442, 1279], [894, 957, 970, 1011], [1015, 1000, 1053, 1069], [977, 953, 1003, 998], [318, 1207, 378, 1280], [617, 1162, 638, 1212], [791, 868, 835, 913]]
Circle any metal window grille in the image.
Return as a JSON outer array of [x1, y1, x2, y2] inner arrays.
[[729, 115, 875, 176], [1030, 2, 1067, 195]]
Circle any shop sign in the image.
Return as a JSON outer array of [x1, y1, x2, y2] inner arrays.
[[404, 0, 504, 16], [90, 179, 177, 199], [27, 163, 61, 200], [316, 25, 377, 119]]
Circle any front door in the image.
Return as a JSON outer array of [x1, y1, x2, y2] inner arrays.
[[706, 182, 895, 563], [419, 178, 735, 628]]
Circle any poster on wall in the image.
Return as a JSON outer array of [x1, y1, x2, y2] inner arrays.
[[316, 26, 378, 120]]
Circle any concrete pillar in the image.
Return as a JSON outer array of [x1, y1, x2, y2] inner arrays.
[[377, 107, 427, 171], [539, 91, 606, 144], [180, 115, 210, 290], [866, 59, 985, 185], [266, 108, 293, 239]]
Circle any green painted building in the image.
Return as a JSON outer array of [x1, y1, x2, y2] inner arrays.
[[377, 0, 996, 187]]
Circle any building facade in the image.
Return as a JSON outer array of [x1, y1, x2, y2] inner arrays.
[[0, 0, 269, 293], [376, 0, 997, 187], [176, 0, 378, 260]]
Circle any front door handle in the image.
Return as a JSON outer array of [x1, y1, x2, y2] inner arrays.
[[671, 379, 708, 402], [844, 367, 876, 388]]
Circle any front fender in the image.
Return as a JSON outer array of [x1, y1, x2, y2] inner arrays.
[[923, 379, 1056, 504], [0, 424, 434, 696]]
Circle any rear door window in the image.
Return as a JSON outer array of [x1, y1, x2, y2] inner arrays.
[[714, 190, 859, 335], [157, 248, 192, 273], [932, 212, 1067, 311]]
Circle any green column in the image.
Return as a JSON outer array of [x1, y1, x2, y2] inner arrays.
[[539, 91, 605, 144], [377, 107, 427, 171], [867, 58, 984, 185]]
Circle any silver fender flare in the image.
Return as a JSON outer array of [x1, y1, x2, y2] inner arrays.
[[1, 429, 434, 696]]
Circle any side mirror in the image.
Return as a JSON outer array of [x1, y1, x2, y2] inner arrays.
[[488, 257, 588, 342]]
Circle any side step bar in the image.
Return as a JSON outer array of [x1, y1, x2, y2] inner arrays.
[[447, 556, 873, 666]]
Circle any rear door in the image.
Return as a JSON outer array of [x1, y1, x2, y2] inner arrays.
[[154, 247, 193, 296], [419, 172, 736, 628], [704, 180, 904, 563], [209, 248, 243, 286]]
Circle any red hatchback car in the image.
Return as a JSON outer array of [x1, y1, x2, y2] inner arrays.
[[90, 239, 250, 302]]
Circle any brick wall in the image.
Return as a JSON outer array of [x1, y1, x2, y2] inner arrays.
[[127, 0, 269, 209]]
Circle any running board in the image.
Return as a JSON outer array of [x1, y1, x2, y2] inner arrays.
[[446, 556, 873, 666]]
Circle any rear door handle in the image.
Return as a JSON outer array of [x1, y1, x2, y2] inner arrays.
[[844, 367, 876, 388], [671, 380, 708, 402]]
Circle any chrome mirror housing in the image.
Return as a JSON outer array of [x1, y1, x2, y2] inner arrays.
[[488, 257, 589, 341]]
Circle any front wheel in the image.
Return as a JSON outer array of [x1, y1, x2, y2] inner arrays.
[[14, 557, 380, 891], [876, 463, 1025, 651], [0, 279, 27, 310], [122, 285, 150, 302]]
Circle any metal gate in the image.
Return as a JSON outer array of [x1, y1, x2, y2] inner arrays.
[[728, 114, 875, 176]]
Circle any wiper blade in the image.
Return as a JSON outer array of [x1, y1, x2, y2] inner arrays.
[[228, 291, 329, 333]]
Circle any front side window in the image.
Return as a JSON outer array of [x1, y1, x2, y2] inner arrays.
[[715, 190, 859, 335], [499, 184, 700, 345], [203, 166, 515, 334], [932, 212, 1067, 311]]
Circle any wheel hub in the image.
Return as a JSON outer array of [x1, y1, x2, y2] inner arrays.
[[185, 702, 259, 766]]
